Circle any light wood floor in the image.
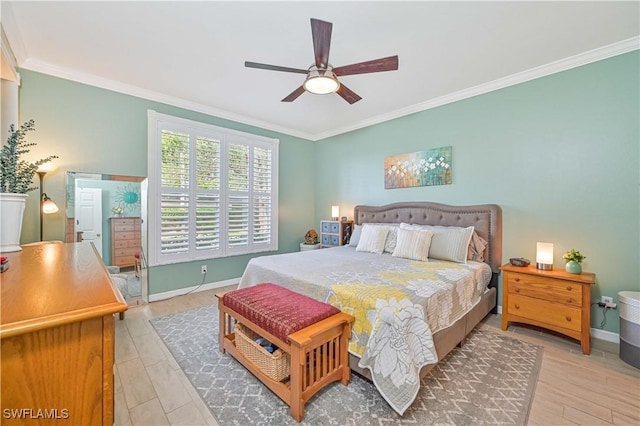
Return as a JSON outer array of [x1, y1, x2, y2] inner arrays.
[[115, 288, 640, 425]]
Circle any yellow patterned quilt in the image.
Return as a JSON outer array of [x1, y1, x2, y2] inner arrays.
[[238, 246, 492, 414]]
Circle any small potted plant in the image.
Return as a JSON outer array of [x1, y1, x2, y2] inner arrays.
[[0, 120, 58, 252], [299, 229, 321, 251], [563, 249, 586, 274]]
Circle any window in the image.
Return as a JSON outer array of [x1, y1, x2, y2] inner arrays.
[[148, 111, 278, 266]]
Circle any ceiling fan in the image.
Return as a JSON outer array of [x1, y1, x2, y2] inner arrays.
[[245, 18, 399, 104]]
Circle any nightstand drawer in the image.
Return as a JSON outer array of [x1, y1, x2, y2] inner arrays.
[[508, 294, 582, 332], [331, 235, 339, 245], [507, 273, 583, 306], [330, 222, 340, 233], [321, 222, 331, 233], [322, 234, 331, 245]]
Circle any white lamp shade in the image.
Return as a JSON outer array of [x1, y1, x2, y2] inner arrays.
[[331, 205, 339, 219], [42, 198, 59, 214], [37, 162, 56, 173], [536, 242, 554, 267]]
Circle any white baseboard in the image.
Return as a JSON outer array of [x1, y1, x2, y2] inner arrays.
[[496, 306, 619, 343], [148, 277, 239, 302], [591, 327, 620, 344]]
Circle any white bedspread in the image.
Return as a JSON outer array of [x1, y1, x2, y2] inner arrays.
[[238, 246, 492, 414]]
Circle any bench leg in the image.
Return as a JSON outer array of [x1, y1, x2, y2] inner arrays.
[[289, 343, 304, 422], [218, 298, 226, 353], [340, 323, 351, 385]]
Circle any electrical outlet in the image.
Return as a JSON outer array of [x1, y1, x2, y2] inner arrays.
[[201, 265, 207, 274], [601, 296, 613, 305]]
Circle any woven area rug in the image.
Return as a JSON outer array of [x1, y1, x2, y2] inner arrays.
[[151, 304, 542, 426]]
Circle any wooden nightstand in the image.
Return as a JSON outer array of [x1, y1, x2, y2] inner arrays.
[[500, 263, 596, 354]]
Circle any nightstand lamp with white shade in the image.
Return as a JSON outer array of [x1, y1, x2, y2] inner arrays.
[[536, 242, 554, 270], [331, 205, 339, 221]]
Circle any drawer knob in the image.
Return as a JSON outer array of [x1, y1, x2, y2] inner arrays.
[[514, 278, 520, 282], [514, 304, 520, 309], [567, 298, 572, 303], [566, 316, 571, 322], [566, 286, 572, 291], [514, 288, 520, 293]]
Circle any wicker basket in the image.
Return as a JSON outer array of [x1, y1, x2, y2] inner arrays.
[[234, 323, 290, 382]]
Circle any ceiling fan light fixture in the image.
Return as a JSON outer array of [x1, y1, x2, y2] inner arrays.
[[303, 66, 339, 95]]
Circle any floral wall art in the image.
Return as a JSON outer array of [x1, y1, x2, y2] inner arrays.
[[384, 146, 452, 189]]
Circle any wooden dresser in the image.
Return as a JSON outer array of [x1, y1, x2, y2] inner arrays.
[[501, 263, 596, 354], [110, 216, 141, 268], [0, 242, 127, 425]]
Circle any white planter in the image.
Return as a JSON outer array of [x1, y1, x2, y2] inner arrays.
[[0, 193, 27, 252], [300, 243, 321, 251]]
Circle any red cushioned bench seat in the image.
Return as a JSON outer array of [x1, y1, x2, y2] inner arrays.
[[217, 284, 353, 422], [222, 283, 340, 344]]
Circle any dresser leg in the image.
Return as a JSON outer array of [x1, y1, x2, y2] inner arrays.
[[581, 336, 591, 355]]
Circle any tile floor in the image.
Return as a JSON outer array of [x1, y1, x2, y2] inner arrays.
[[114, 289, 222, 426], [115, 288, 640, 425]]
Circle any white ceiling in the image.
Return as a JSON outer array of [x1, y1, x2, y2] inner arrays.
[[2, 1, 639, 141]]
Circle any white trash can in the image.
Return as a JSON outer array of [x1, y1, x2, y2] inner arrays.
[[618, 291, 640, 369]]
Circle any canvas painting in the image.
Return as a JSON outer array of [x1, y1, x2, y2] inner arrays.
[[384, 146, 452, 189]]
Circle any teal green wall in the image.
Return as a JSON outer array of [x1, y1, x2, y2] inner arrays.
[[314, 52, 640, 334], [18, 70, 316, 294], [17, 52, 639, 334]]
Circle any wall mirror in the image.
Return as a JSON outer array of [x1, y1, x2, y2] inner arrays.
[[65, 171, 148, 305]]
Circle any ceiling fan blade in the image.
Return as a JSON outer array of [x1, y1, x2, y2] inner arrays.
[[333, 55, 399, 76], [245, 61, 308, 74], [311, 18, 332, 68], [336, 83, 362, 104], [281, 86, 306, 102]]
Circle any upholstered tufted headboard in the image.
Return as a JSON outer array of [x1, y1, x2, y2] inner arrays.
[[354, 202, 502, 273]]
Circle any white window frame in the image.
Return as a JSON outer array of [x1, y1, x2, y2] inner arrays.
[[147, 110, 279, 266]]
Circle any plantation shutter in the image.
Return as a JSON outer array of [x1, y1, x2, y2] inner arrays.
[[195, 136, 221, 251], [160, 130, 190, 254], [253, 146, 272, 245], [149, 111, 278, 266], [227, 142, 249, 250]]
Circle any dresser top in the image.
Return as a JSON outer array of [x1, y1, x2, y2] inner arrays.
[[1, 242, 127, 338], [500, 263, 596, 285]]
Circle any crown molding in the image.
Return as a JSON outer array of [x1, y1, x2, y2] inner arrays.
[[1, 25, 19, 82], [312, 36, 640, 141], [18, 36, 639, 142], [19, 59, 314, 141]]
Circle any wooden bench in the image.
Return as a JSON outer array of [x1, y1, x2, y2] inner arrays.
[[216, 284, 354, 422]]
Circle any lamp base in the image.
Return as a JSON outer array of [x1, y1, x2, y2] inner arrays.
[[536, 262, 553, 271]]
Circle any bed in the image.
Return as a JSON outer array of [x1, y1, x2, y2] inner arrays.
[[238, 201, 502, 414]]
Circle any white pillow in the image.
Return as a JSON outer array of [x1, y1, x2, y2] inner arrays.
[[392, 227, 434, 262], [349, 224, 362, 247], [400, 223, 474, 263], [356, 224, 389, 254], [350, 223, 398, 252]]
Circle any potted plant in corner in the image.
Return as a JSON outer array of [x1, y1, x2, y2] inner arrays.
[[0, 120, 57, 252], [299, 229, 321, 251]]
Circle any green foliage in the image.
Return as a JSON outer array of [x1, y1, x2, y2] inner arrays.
[[0, 120, 58, 194], [563, 249, 586, 264]]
